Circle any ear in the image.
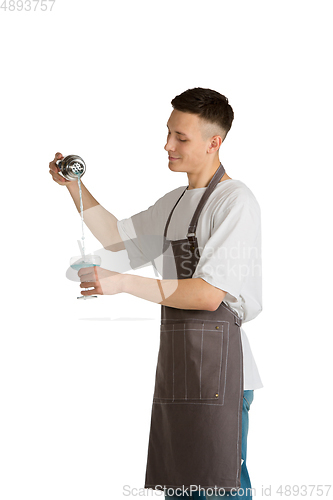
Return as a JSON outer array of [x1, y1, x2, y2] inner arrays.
[[207, 135, 223, 154]]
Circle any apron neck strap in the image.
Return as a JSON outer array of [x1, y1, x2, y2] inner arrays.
[[163, 186, 188, 239], [163, 162, 226, 241], [187, 162, 225, 241]]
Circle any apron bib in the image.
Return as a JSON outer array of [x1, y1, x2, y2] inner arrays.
[[144, 163, 244, 492]]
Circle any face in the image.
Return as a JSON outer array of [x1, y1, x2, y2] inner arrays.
[[165, 110, 219, 174]]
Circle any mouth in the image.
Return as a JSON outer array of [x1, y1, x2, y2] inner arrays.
[[168, 156, 181, 161]]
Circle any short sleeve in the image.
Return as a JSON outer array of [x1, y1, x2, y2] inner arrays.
[[117, 201, 166, 272], [192, 196, 262, 302], [117, 213, 162, 269], [116, 187, 187, 272]]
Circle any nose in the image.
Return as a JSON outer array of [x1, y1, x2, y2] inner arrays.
[[164, 135, 175, 152]]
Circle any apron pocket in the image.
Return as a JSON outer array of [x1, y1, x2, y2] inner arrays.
[[153, 321, 228, 402]]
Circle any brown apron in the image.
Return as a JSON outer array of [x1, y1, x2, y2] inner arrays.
[[144, 163, 244, 492]]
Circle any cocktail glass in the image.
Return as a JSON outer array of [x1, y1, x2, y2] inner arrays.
[[70, 254, 102, 300]]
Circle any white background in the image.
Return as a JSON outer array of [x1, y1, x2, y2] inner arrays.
[[1, 0, 332, 499]]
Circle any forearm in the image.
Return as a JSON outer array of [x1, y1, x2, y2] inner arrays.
[[66, 179, 100, 212], [122, 275, 222, 311], [66, 181, 124, 251]]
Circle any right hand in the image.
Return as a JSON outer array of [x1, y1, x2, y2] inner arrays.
[[49, 152, 76, 186]]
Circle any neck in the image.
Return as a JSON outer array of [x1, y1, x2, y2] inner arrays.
[[187, 158, 231, 190]]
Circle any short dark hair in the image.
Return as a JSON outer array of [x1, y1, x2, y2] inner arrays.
[[171, 87, 234, 140]]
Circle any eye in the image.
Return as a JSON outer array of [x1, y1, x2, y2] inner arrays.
[[178, 138, 187, 142]]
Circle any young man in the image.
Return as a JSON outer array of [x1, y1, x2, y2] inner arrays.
[[49, 88, 263, 499]]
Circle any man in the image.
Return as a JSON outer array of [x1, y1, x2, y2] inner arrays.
[[49, 87, 263, 499]]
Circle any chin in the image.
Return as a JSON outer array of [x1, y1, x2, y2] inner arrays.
[[168, 159, 184, 170], [168, 165, 184, 173]]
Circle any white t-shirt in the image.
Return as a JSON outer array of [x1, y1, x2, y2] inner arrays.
[[117, 179, 263, 390]]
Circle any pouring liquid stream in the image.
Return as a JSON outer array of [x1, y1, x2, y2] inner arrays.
[[63, 159, 100, 299], [72, 172, 99, 271], [72, 173, 100, 299], [77, 174, 86, 258]]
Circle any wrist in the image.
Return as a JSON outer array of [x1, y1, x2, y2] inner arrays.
[[120, 273, 132, 293], [66, 180, 79, 191]]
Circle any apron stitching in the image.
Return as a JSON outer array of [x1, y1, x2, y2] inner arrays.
[[237, 331, 243, 483], [162, 328, 223, 332], [153, 401, 227, 406], [217, 327, 224, 400], [162, 319, 229, 324], [172, 325, 175, 402], [222, 324, 229, 405], [184, 324, 187, 400], [200, 325, 204, 399]]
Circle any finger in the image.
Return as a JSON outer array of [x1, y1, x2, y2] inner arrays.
[[80, 289, 95, 296], [78, 269, 94, 279], [49, 152, 63, 170], [49, 167, 65, 181], [78, 266, 100, 279], [49, 169, 67, 183], [80, 287, 100, 296], [54, 152, 64, 165], [49, 161, 59, 173], [80, 281, 98, 288]]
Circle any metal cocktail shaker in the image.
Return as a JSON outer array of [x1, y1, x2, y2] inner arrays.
[[57, 155, 86, 181]]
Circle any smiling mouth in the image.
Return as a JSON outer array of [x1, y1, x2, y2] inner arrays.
[[169, 156, 181, 160]]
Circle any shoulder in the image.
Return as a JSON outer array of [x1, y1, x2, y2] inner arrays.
[[158, 185, 188, 204], [214, 179, 261, 214], [129, 185, 187, 226], [149, 185, 188, 213]]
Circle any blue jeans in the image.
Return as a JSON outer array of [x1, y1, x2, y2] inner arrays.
[[165, 390, 254, 499]]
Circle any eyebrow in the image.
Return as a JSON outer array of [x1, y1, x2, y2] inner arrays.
[[166, 125, 188, 137]]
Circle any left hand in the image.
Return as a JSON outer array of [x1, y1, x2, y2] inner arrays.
[[78, 266, 124, 297]]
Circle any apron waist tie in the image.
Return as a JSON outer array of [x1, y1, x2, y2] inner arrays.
[[234, 315, 242, 327]]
